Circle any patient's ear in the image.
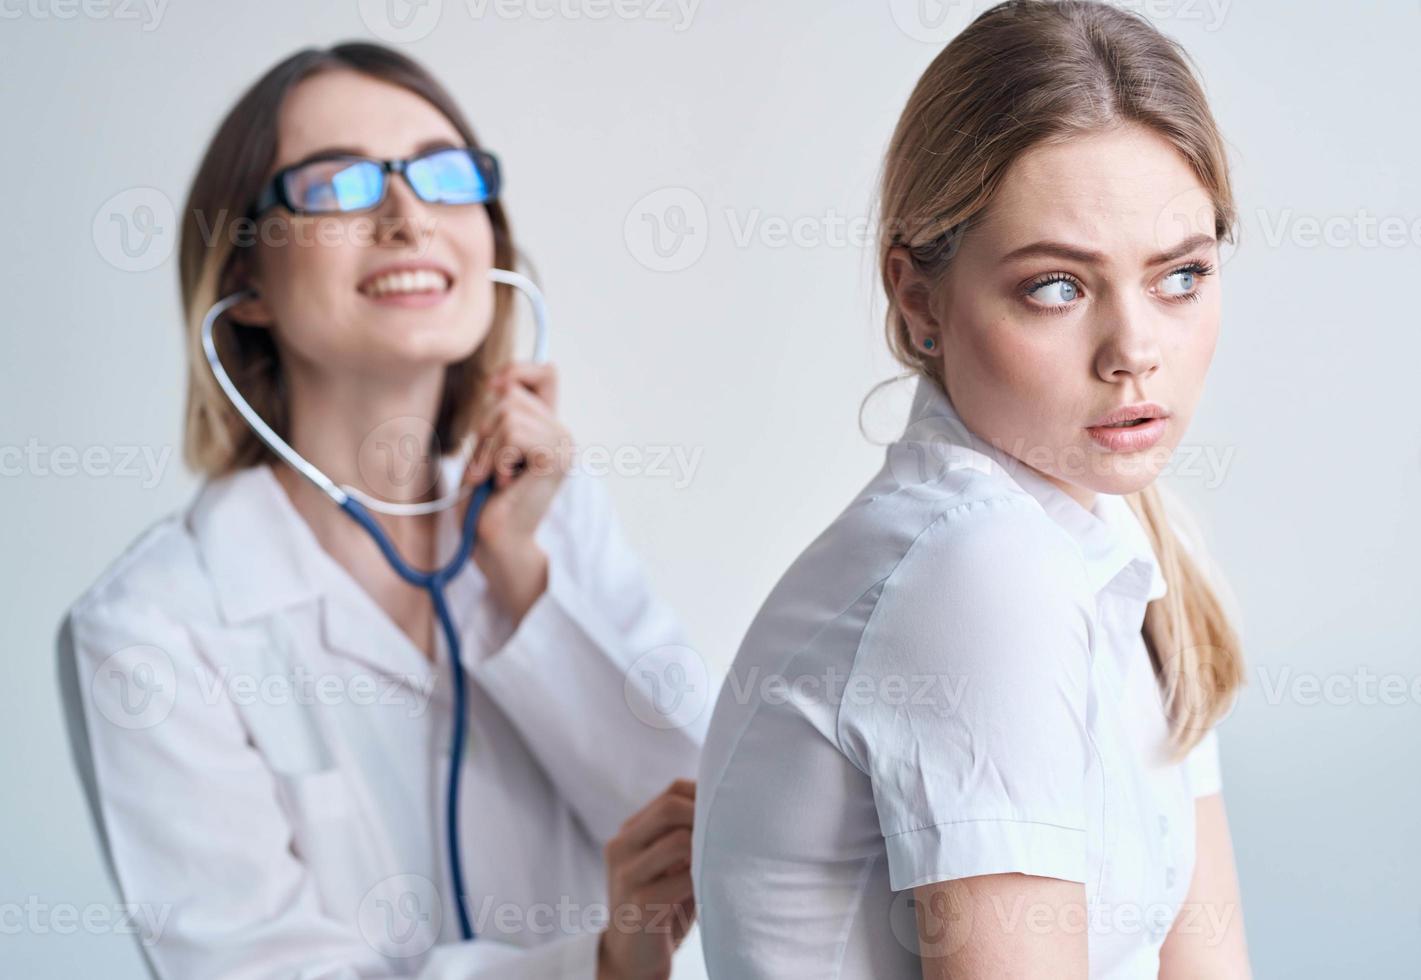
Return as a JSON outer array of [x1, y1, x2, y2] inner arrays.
[[886, 246, 944, 346]]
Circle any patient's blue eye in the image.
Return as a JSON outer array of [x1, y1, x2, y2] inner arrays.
[[1158, 260, 1216, 303], [1027, 275, 1080, 307]]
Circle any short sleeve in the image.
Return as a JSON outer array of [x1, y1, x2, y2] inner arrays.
[[838, 496, 1098, 893], [1182, 727, 1223, 798]]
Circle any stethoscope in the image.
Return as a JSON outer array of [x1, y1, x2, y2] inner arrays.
[[201, 268, 549, 942]]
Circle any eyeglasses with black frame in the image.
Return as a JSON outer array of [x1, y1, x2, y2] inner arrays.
[[250, 145, 502, 218]]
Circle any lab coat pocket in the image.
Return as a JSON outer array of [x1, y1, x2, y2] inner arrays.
[[271, 765, 370, 922], [273, 765, 351, 824]]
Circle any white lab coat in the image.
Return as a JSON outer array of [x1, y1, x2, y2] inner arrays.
[[58, 455, 708, 979]]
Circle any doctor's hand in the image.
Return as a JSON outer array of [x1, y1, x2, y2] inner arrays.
[[597, 779, 697, 980], [462, 361, 574, 622]]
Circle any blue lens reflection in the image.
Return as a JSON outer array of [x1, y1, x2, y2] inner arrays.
[[329, 161, 385, 211], [408, 149, 489, 204]]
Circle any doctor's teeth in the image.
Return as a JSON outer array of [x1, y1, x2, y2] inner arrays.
[[364, 270, 449, 296]]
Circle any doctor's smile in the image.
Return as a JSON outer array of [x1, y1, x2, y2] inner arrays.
[[356, 261, 458, 307]]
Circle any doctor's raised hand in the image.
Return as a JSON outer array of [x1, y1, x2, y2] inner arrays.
[[462, 360, 575, 623]]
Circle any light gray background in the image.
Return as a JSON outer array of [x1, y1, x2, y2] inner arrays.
[[3, 1, 1418, 977]]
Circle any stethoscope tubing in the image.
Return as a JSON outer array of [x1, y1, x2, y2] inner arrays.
[[339, 483, 491, 941], [202, 269, 548, 942]]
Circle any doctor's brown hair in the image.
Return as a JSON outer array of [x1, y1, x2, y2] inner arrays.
[[876, 0, 1243, 760], [178, 42, 517, 476]]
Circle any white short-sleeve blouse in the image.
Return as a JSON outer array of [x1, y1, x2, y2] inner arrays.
[[692, 377, 1224, 979]]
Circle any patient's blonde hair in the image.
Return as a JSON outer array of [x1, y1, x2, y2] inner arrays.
[[877, 0, 1244, 760]]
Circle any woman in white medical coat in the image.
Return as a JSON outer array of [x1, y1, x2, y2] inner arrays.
[[693, 3, 1252, 978], [59, 42, 703, 979]]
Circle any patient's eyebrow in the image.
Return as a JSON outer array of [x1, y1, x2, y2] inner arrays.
[[1000, 232, 1217, 267]]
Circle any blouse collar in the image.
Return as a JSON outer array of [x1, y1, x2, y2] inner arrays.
[[901, 375, 1168, 604]]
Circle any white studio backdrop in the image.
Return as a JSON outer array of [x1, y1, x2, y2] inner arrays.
[[2, 1, 1418, 977]]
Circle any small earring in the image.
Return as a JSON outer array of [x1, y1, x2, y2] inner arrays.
[[922, 337, 936, 351]]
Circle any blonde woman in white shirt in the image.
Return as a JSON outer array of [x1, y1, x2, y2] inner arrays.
[[59, 42, 703, 980], [693, 2, 1251, 977]]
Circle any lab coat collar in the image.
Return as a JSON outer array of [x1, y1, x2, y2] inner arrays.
[[901, 376, 1167, 604], [313, 453, 477, 683], [188, 463, 325, 624], [188, 454, 476, 632]]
